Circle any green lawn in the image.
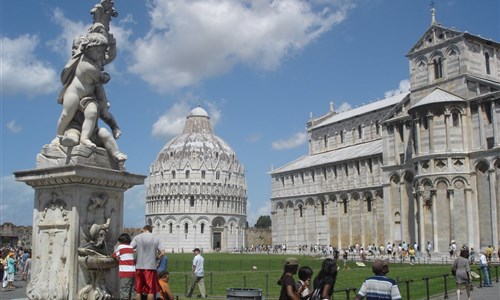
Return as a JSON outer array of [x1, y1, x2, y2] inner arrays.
[[163, 252, 474, 300]]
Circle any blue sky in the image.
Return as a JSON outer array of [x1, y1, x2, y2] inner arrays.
[[1, 0, 499, 228]]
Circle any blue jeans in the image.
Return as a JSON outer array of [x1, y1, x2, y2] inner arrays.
[[481, 265, 491, 286]]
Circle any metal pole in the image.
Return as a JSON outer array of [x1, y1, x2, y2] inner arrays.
[[423, 277, 430, 300], [210, 272, 213, 295], [265, 274, 269, 298], [443, 275, 449, 299]]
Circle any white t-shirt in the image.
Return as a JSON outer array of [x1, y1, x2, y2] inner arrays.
[[193, 254, 204, 277], [479, 254, 488, 266]]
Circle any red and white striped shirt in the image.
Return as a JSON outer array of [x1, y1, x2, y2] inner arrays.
[[113, 244, 135, 278]]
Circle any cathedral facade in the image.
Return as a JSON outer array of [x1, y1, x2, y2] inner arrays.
[[146, 107, 247, 252], [270, 14, 500, 256]]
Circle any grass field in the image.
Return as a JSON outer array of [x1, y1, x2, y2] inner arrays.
[[162, 252, 473, 300]]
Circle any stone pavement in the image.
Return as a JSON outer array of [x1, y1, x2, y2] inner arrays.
[[2, 274, 499, 300], [429, 283, 499, 300]]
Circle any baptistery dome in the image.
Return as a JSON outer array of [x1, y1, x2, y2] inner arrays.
[[146, 106, 247, 252]]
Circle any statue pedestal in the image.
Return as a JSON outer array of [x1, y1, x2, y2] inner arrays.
[[14, 158, 145, 300]]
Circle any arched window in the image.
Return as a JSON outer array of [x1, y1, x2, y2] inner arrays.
[[171, 170, 176, 179], [201, 223, 205, 234], [299, 205, 303, 217], [433, 57, 443, 79], [201, 170, 206, 179], [340, 130, 344, 143], [216, 171, 220, 180], [169, 223, 173, 234], [184, 223, 188, 234], [452, 112, 460, 127], [324, 135, 328, 148], [358, 125, 362, 139], [217, 197, 221, 208], [190, 196, 195, 207], [185, 170, 190, 179], [321, 202, 325, 215]]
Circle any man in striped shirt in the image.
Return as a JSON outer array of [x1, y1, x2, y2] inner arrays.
[[355, 259, 401, 300], [113, 233, 136, 300]]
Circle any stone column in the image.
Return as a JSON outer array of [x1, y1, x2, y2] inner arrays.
[[448, 189, 455, 240], [414, 117, 421, 156], [418, 191, 425, 251], [15, 164, 145, 300], [444, 112, 450, 151], [428, 114, 435, 153], [477, 103, 485, 149], [492, 101, 499, 146], [430, 190, 438, 252], [489, 169, 498, 246]]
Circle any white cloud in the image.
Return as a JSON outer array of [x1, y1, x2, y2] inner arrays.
[[336, 102, 352, 112], [129, 0, 352, 92], [152, 100, 222, 140], [272, 131, 307, 150], [48, 8, 88, 57], [1, 35, 59, 97], [6, 120, 22, 134], [0, 176, 34, 226], [384, 79, 410, 98]]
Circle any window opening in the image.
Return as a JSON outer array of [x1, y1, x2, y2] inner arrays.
[[452, 112, 459, 127], [485, 52, 491, 74], [433, 57, 443, 79]]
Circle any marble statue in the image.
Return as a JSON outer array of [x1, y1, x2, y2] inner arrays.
[[15, 2, 147, 299], [50, 0, 127, 166]]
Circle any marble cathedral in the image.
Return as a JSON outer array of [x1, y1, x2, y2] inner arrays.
[[146, 106, 247, 252], [271, 10, 500, 256]]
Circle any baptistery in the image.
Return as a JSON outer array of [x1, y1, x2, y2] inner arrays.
[[146, 106, 247, 252]]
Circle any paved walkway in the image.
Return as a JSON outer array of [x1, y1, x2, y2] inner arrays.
[[429, 283, 499, 299], [2, 274, 498, 300]]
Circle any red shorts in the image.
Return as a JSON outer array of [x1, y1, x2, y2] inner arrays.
[[134, 269, 160, 295]]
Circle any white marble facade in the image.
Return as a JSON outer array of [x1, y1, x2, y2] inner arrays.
[[271, 16, 500, 256], [146, 107, 247, 252]]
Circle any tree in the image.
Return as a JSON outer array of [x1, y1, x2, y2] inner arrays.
[[254, 215, 271, 229]]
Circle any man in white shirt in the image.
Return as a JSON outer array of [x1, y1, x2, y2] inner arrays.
[[186, 248, 206, 298], [479, 251, 492, 287]]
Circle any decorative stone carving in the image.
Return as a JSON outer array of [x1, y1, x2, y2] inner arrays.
[[27, 193, 70, 300], [78, 218, 117, 300]]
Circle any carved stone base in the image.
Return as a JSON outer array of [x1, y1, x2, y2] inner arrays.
[[14, 165, 145, 300], [37, 144, 123, 171]]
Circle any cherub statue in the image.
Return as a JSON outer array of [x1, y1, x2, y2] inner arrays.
[[52, 32, 126, 163], [51, 0, 126, 163]]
